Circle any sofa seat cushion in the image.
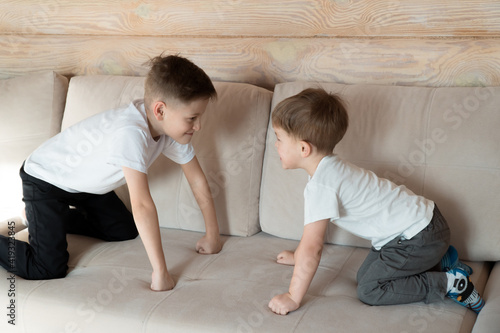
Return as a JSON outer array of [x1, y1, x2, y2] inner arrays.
[[472, 261, 500, 332], [261, 81, 500, 262], [61, 76, 272, 237], [0, 72, 68, 222], [4, 229, 489, 332]]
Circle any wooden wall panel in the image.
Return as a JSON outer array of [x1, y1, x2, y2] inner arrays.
[[2, 35, 499, 89], [1, 0, 500, 37], [1, 0, 500, 88]]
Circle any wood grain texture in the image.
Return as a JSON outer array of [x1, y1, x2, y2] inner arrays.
[[1, 0, 499, 88], [1, 0, 500, 37], [1, 35, 499, 89]]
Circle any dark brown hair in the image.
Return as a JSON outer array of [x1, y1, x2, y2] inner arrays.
[[272, 88, 349, 155], [144, 54, 216, 109]]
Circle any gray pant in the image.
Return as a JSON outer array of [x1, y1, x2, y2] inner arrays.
[[357, 205, 450, 306]]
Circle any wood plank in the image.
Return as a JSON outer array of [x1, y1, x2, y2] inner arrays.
[[2, 35, 499, 89], [1, 0, 500, 37]]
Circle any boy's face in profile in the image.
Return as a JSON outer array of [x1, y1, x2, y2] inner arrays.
[[273, 126, 303, 170], [157, 98, 209, 144]]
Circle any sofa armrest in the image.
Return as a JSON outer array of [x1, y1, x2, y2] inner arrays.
[[472, 261, 500, 333]]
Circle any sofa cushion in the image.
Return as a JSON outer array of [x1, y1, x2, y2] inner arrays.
[[0, 72, 68, 221], [261, 81, 500, 261], [472, 261, 500, 332], [3, 229, 487, 332], [62, 76, 272, 236]]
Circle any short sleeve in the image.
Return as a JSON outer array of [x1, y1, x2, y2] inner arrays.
[[162, 139, 195, 165], [303, 181, 341, 225], [107, 128, 148, 173]]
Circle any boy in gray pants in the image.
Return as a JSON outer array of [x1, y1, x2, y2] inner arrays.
[[267, 88, 485, 315]]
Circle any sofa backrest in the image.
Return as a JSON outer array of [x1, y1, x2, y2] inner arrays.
[[62, 75, 272, 237], [0, 72, 68, 222], [260, 81, 500, 262]]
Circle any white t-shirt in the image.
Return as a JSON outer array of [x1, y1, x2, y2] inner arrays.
[[304, 155, 434, 250], [24, 100, 195, 194]]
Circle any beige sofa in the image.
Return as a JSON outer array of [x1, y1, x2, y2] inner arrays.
[[1, 72, 499, 333]]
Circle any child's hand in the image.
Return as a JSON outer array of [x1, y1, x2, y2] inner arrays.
[[196, 234, 222, 254], [268, 293, 300, 315], [151, 271, 175, 291], [277, 250, 295, 265]]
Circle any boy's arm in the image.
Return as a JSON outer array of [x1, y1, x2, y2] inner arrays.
[[181, 156, 222, 254], [122, 166, 174, 291], [269, 219, 329, 315]]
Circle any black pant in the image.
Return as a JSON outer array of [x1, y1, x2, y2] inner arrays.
[[0, 165, 138, 280]]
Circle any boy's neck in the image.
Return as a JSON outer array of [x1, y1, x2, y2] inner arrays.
[[147, 116, 161, 141], [302, 152, 328, 177]]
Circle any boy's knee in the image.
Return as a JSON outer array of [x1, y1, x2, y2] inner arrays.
[[119, 222, 138, 240], [121, 228, 139, 241], [25, 264, 67, 280], [105, 225, 138, 242], [357, 283, 381, 306], [119, 217, 139, 240], [42, 269, 67, 280]]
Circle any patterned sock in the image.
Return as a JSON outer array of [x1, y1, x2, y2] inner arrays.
[[441, 245, 473, 275], [446, 268, 485, 314]]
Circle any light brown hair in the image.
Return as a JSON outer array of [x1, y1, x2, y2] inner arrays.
[[144, 54, 216, 109], [272, 88, 349, 155]]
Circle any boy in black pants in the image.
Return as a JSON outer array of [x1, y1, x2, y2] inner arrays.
[[1, 55, 222, 291]]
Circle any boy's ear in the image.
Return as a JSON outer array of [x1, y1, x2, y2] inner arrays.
[[300, 141, 313, 158], [152, 101, 166, 120]]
